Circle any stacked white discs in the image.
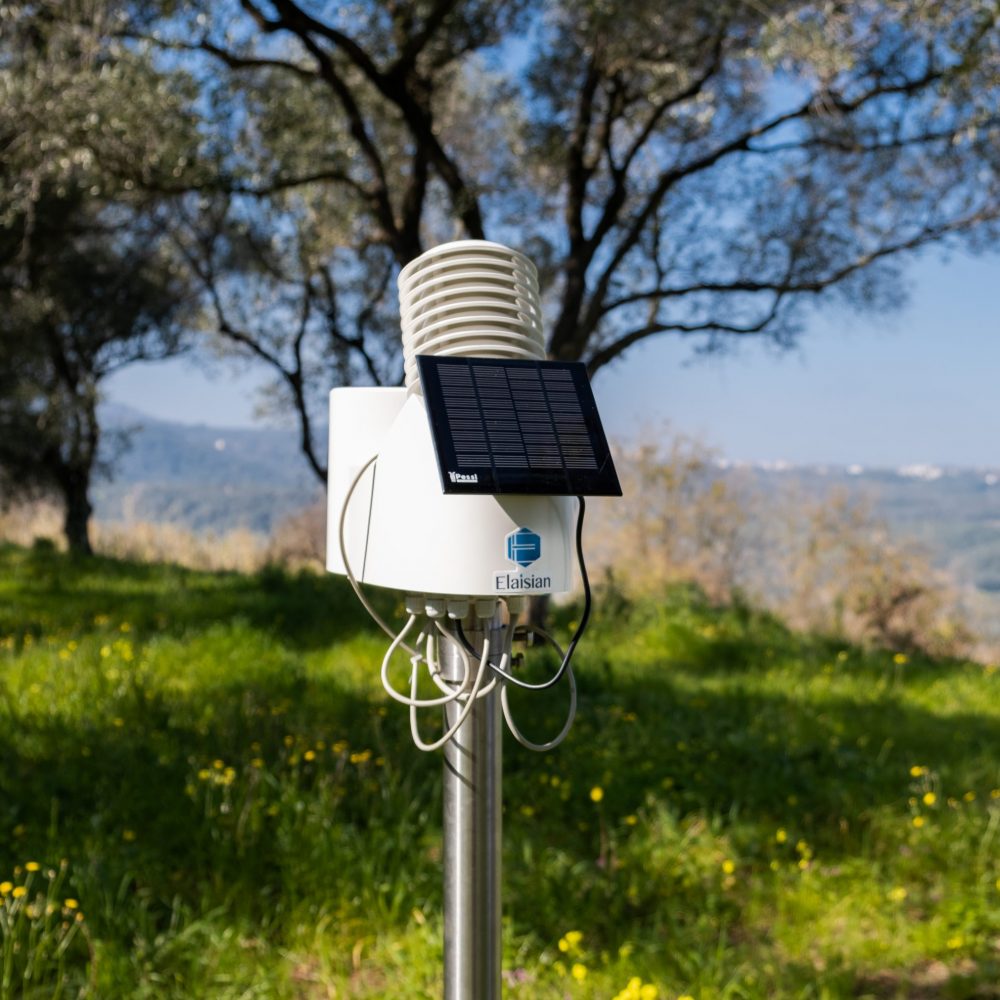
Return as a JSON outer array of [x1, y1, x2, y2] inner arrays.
[[399, 240, 546, 393]]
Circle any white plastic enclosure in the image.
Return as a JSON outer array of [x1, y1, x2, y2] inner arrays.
[[327, 386, 575, 598]]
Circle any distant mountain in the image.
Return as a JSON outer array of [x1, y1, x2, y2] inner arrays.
[[719, 462, 1000, 596], [91, 406, 1000, 599], [93, 405, 322, 533]]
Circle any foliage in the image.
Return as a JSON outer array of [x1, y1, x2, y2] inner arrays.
[[591, 432, 753, 602], [1, 544, 998, 997], [13, 0, 993, 480], [0, 3, 200, 553], [592, 431, 975, 657]]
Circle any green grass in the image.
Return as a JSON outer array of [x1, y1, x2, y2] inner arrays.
[[0, 542, 998, 999]]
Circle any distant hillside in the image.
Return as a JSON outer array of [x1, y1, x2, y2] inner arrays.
[[92, 406, 1000, 597], [93, 405, 322, 533], [727, 463, 1000, 596]]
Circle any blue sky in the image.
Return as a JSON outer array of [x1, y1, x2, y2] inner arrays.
[[105, 249, 999, 468]]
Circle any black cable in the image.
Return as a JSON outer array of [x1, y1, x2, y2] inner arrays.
[[458, 496, 590, 691]]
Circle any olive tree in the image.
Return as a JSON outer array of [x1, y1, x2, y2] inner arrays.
[[93, 0, 1000, 478]]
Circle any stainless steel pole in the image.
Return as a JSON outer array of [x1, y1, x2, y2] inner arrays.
[[441, 607, 504, 1000]]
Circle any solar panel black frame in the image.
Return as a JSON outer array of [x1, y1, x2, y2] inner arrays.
[[417, 355, 623, 496]]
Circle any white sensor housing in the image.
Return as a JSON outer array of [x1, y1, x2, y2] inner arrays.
[[326, 240, 575, 599]]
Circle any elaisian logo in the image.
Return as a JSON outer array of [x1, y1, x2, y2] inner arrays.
[[448, 471, 478, 484], [495, 527, 550, 592], [506, 527, 541, 568]]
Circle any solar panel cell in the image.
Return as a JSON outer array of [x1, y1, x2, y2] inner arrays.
[[417, 355, 622, 496]]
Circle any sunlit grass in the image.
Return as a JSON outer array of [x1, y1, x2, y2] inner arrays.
[[0, 542, 997, 997]]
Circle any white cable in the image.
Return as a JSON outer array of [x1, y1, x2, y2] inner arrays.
[[338, 454, 423, 660], [433, 619, 500, 699], [500, 627, 578, 752], [381, 614, 469, 708], [409, 636, 496, 752], [340, 445, 575, 751], [426, 630, 456, 695]]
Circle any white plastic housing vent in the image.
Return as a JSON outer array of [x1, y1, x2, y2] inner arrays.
[[399, 240, 546, 393]]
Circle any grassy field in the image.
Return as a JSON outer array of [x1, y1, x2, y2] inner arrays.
[[0, 542, 998, 999]]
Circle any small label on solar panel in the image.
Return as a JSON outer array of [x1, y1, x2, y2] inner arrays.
[[417, 355, 622, 496]]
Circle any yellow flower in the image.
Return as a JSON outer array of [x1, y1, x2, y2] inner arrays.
[[679, 995, 695, 1000], [590, 786, 604, 803], [913, 816, 925, 828], [559, 930, 582, 952], [303, 750, 316, 762], [12, 886, 27, 899], [922, 792, 936, 806], [888, 886, 907, 902], [213, 759, 225, 770], [123, 829, 136, 842], [775, 828, 787, 843], [947, 935, 964, 950], [721, 859, 735, 875], [909, 765, 925, 777], [570, 963, 588, 981], [963, 791, 975, 802], [0, 882, 12, 895], [251, 758, 264, 769], [64, 898, 79, 909], [520, 805, 535, 818], [350, 749, 372, 764], [25, 862, 40, 872], [624, 814, 638, 826], [639, 986, 658, 1000], [893, 653, 908, 665]]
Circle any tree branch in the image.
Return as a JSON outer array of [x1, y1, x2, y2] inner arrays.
[[585, 294, 785, 374], [600, 210, 1000, 316], [265, 0, 485, 239], [556, 61, 953, 360]]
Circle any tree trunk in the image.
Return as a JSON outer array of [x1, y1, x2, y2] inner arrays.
[[62, 471, 93, 556]]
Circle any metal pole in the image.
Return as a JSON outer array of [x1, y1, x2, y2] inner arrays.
[[441, 607, 504, 1000]]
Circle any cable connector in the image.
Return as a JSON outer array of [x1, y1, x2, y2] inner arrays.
[[474, 598, 498, 620], [506, 596, 526, 617], [425, 598, 447, 619], [446, 599, 470, 620]]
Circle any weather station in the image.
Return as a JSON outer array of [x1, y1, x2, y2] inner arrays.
[[326, 240, 621, 999]]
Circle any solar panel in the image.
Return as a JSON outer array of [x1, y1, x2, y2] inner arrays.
[[417, 355, 622, 496]]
